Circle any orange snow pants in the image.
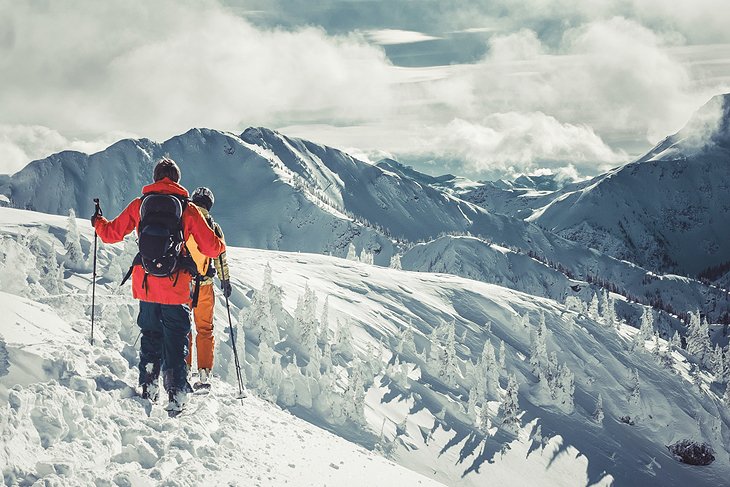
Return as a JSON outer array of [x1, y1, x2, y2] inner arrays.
[[186, 283, 215, 370]]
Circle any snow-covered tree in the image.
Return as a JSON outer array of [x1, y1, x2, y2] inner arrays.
[[529, 313, 548, 380], [633, 308, 654, 350], [396, 319, 417, 357], [39, 244, 63, 294], [554, 363, 575, 413], [478, 402, 491, 434], [438, 320, 459, 387], [593, 393, 604, 424], [723, 383, 730, 408], [712, 345, 727, 382], [479, 340, 499, 398], [305, 345, 322, 379], [318, 295, 330, 347], [64, 209, 84, 268], [295, 284, 319, 357], [520, 311, 530, 328], [467, 386, 479, 420], [588, 293, 600, 321], [359, 250, 374, 265], [686, 311, 710, 364], [500, 374, 521, 432], [602, 291, 617, 326], [498, 340, 506, 371], [242, 264, 282, 346], [344, 359, 366, 424], [627, 368, 641, 421], [346, 242, 357, 261], [389, 253, 402, 270], [334, 319, 355, 359]]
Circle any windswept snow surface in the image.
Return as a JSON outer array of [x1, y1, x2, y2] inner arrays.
[[1, 208, 730, 486]]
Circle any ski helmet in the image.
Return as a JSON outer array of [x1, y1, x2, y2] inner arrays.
[[191, 186, 214, 210]]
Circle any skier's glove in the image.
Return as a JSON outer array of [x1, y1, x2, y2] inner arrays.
[[221, 279, 232, 298], [205, 264, 217, 278], [90, 212, 100, 227]]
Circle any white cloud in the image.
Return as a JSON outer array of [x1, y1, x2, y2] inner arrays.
[[0, 125, 132, 174], [0, 0, 397, 141], [1, 1, 729, 180], [411, 113, 626, 178], [461, 18, 717, 146], [364, 29, 441, 46]]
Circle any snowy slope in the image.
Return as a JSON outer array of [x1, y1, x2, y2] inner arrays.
[[2, 208, 729, 486], [529, 94, 730, 276]]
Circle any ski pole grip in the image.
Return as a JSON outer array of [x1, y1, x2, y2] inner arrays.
[[93, 198, 102, 216]]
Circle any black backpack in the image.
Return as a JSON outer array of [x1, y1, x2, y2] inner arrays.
[[138, 194, 186, 277], [121, 193, 198, 291]]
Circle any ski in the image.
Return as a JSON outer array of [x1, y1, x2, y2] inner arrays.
[[192, 382, 211, 394]]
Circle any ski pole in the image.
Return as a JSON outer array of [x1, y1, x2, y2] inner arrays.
[[91, 198, 102, 345], [220, 256, 245, 401]]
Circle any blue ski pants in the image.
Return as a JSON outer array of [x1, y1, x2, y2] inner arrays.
[[137, 301, 192, 393]]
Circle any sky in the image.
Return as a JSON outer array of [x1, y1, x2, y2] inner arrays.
[[1, 0, 730, 180]]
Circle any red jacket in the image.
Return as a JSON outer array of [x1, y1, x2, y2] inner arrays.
[[94, 179, 226, 305]]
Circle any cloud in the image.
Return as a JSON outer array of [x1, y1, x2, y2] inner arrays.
[[0, 0, 397, 140], [460, 18, 715, 146], [1, 1, 728, 181], [411, 113, 626, 178], [364, 29, 441, 45], [0, 125, 131, 174]]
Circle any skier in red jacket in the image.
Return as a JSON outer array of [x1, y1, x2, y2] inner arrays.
[[93, 157, 225, 414]]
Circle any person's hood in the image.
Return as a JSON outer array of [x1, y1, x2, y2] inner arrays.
[[141, 178, 189, 197]]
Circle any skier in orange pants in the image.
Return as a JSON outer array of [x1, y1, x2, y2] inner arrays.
[[186, 187, 232, 388]]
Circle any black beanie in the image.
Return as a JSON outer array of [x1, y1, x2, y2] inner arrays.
[[153, 157, 181, 182]]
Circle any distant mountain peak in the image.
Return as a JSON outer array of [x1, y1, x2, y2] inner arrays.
[[642, 93, 730, 161]]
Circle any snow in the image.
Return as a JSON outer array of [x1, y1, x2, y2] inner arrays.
[[1, 208, 729, 486]]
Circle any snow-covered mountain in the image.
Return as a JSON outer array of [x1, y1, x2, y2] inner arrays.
[[2, 126, 728, 325], [1, 208, 728, 486], [528, 94, 730, 277]]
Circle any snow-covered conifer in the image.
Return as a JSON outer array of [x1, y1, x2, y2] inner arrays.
[[520, 311, 530, 328], [64, 209, 84, 268], [633, 308, 653, 350], [500, 374, 520, 432], [360, 250, 374, 265], [439, 320, 459, 387], [712, 345, 727, 382], [242, 264, 282, 346], [305, 345, 322, 379], [479, 340, 499, 398], [593, 393, 604, 424], [686, 311, 710, 363], [335, 319, 355, 359], [588, 293, 600, 321], [295, 284, 319, 357], [529, 313, 548, 380], [554, 363, 575, 413], [628, 369, 641, 421], [318, 295, 330, 347], [466, 386, 479, 420], [397, 319, 417, 357], [346, 242, 357, 261], [478, 402, 491, 434], [344, 359, 366, 423], [498, 340, 506, 371], [390, 253, 402, 270], [723, 383, 730, 408], [603, 292, 617, 326]]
